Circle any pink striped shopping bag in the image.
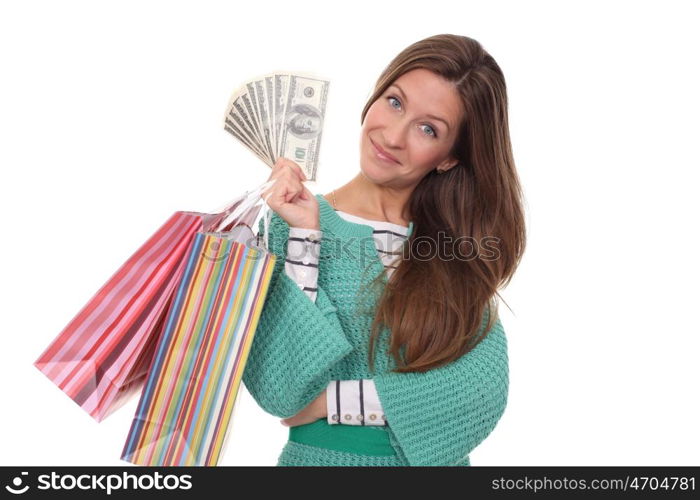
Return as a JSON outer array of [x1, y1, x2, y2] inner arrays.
[[34, 180, 275, 422], [121, 191, 276, 466]]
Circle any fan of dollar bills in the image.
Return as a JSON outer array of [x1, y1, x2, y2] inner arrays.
[[223, 72, 330, 182]]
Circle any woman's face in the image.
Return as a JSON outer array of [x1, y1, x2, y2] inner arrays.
[[360, 68, 464, 189]]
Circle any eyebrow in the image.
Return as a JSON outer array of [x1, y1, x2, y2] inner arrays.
[[390, 83, 451, 131]]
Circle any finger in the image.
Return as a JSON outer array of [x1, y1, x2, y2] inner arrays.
[[277, 157, 307, 182], [284, 183, 304, 204], [297, 182, 312, 201], [266, 176, 294, 205], [261, 188, 273, 206], [290, 164, 308, 182], [262, 179, 284, 205], [262, 176, 279, 196], [273, 157, 289, 174], [273, 157, 286, 170], [299, 183, 315, 202], [302, 183, 313, 197], [282, 179, 305, 204]]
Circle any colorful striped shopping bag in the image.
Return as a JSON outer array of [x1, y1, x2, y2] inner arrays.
[[121, 195, 276, 466], [34, 180, 275, 422]]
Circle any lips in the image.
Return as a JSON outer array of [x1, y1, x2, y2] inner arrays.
[[371, 139, 401, 164]]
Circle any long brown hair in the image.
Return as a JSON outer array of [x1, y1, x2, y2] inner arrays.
[[359, 34, 527, 374]]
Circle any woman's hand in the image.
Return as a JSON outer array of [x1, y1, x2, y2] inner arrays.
[[263, 157, 319, 230], [281, 391, 327, 427]]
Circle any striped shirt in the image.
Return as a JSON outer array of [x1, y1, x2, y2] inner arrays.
[[284, 210, 410, 426]]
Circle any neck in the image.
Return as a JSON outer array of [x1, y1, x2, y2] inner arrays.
[[317, 194, 415, 239], [336, 173, 412, 226]]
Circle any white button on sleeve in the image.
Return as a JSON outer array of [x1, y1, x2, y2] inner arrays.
[[285, 227, 322, 303], [360, 379, 386, 426], [324, 380, 386, 426], [326, 381, 339, 425]]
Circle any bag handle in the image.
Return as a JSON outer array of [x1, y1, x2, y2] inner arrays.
[[203, 178, 275, 229], [206, 178, 277, 250]]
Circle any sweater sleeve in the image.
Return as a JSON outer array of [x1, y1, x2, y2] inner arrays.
[[375, 315, 509, 466], [284, 231, 388, 425], [241, 212, 354, 418]]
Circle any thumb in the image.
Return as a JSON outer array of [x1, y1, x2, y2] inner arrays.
[[299, 183, 315, 202]]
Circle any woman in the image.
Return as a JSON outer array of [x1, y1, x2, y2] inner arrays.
[[242, 33, 526, 466]]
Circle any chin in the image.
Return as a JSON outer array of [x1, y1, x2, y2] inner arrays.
[[360, 162, 395, 186]]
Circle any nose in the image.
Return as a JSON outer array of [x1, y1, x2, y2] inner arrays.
[[382, 118, 407, 150]]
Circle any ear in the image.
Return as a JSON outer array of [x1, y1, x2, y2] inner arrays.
[[436, 156, 460, 173]]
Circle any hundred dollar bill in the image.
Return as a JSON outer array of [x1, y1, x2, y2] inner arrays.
[[239, 87, 272, 164], [263, 75, 276, 158], [223, 72, 329, 180], [224, 82, 272, 165], [272, 73, 289, 160], [253, 79, 276, 165], [224, 118, 269, 164], [225, 102, 272, 166], [276, 73, 329, 181]]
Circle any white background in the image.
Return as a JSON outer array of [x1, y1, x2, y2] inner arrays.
[[1, 0, 698, 467]]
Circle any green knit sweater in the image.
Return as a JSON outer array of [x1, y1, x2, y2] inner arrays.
[[241, 194, 509, 466]]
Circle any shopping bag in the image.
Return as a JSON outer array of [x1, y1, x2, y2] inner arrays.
[[120, 186, 277, 466], [33, 181, 273, 422]]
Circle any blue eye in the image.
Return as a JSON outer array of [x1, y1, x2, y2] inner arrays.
[[421, 125, 437, 138], [386, 95, 438, 139]]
